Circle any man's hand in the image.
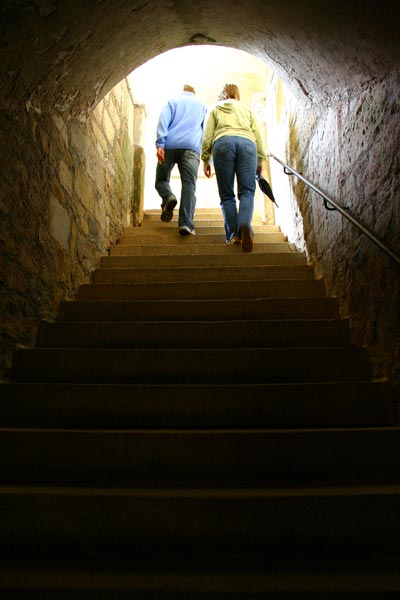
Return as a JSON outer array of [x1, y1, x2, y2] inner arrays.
[[156, 147, 165, 164], [257, 165, 262, 176], [203, 163, 212, 178]]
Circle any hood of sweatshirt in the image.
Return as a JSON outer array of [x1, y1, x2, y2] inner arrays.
[[215, 99, 237, 113]]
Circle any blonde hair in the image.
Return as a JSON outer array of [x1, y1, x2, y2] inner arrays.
[[183, 84, 196, 94], [218, 83, 240, 101]]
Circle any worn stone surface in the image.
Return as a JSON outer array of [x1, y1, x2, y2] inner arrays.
[[267, 71, 400, 396], [0, 78, 136, 378], [1, 1, 399, 118], [49, 194, 71, 252]]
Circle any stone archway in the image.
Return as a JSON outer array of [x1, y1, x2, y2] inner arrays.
[[2, 1, 398, 117], [0, 0, 399, 399]]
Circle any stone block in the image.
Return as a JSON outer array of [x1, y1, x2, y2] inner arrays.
[[90, 118, 108, 155], [95, 197, 107, 231], [74, 167, 96, 214], [92, 103, 104, 124], [102, 108, 116, 145], [80, 216, 89, 236], [107, 94, 121, 129], [59, 160, 73, 195], [121, 126, 134, 166], [50, 181, 65, 206], [0, 223, 17, 253], [49, 194, 71, 252], [0, 191, 12, 215], [63, 148, 74, 169], [52, 112, 69, 147], [69, 220, 78, 256], [114, 142, 128, 175], [1, 263, 26, 293], [40, 129, 49, 154], [77, 232, 101, 270]]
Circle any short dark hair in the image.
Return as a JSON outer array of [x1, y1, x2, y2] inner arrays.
[[183, 84, 196, 94], [218, 83, 240, 101]]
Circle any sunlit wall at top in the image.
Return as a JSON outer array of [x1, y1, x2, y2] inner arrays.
[[128, 45, 269, 210]]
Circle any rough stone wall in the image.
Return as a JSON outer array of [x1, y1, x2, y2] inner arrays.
[[266, 71, 400, 402], [0, 78, 137, 380]]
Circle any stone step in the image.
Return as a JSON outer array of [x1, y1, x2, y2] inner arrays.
[[142, 213, 227, 222], [119, 232, 286, 245], [139, 218, 231, 228], [0, 483, 399, 558], [59, 297, 340, 322], [124, 224, 280, 235], [93, 265, 315, 284], [36, 319, 351, 349], [77, 279, 326, 301], [101, 252, 308, 268], [109, 242, 294, 255], [0, 381, 393, 428], [142, 213, 232, 222], [145, 207, 223, 216], [1, 556, 400, 597], [143, 207, 222, 218], [13, 346, 371, 384], [140, 214, 268, 227], [0, 427, 399, 487]]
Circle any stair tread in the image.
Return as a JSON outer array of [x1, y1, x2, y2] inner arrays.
[[1, 481, 400, 495], [43, 318, 344, 323], [1, 425, 398, 487], [109, 243, 296, 255], [118, 234, 286, 245], [95, 265, 313, 272], [4, 196, 395, 574], [60, 296, 339, 316], [13, 346, 372, 384], [77, 279, 327, 301], [93, 267, 315, 283], [0, 380, 392, 428], [123, 225, 280, 234], [101, 254, 308, 268], [1, 557, 400, 595], [1, 425, 398, 434]]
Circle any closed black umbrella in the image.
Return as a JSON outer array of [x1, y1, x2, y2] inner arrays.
[[256, 173, 278, 208]]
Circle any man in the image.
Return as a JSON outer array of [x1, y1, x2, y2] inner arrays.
[[155, 85, 207, 235]]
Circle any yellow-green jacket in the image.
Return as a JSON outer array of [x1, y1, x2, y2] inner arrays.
[[201, 99, 267, 167]]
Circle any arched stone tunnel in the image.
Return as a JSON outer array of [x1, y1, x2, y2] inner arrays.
[[1, 0, 399, 406]]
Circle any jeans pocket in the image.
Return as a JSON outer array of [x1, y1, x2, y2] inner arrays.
[[243, 139, 257, 156], [214, 141, 235, 161]]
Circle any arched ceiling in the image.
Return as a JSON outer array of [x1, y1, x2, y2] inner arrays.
[[1, 0, 399, 119]]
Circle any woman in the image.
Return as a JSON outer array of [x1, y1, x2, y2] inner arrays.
[[201, 83, 266, 252]]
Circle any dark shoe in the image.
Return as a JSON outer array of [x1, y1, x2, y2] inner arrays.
[[161, 195, 177, 222], [228, 236, 241, 245], [240, 226, 254, 253], [179, 225, 195, 236]]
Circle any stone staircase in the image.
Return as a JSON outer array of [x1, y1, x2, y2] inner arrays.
[[1, 207, 400, 596]]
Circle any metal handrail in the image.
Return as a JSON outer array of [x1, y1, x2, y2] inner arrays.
[[268, 152, 400, 266]]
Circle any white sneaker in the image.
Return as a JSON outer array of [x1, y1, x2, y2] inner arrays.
[[179, 225, 195, 236]]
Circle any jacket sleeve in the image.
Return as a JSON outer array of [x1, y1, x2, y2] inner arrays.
[[155, 100, 173, 148], [201, 110, 216, 165]]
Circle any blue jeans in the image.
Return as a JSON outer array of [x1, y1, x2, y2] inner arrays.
[[213, 136, 257, 242], [155, 148, 200, 230]]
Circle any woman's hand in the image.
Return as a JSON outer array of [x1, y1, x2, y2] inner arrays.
[[203, 163, 212, 178]]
